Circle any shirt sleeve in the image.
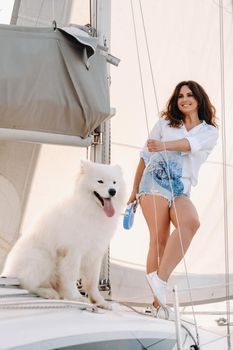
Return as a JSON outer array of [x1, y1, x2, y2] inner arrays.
[[139, 119, 162, 164], [185, 125, 219, 154]]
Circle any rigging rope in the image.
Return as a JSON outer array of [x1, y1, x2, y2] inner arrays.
[[35, 0, 56, 27], [139, 0, 200, 338], [218, 0, 232, 349], [130, 0, 201, 345], [35, 0, 45, 26], [52, 0, 55, 21], [129, 0, 160, 268]]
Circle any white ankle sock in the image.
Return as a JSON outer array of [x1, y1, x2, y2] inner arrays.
[[148, 272, 167, 285]]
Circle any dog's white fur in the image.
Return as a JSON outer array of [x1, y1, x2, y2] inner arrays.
[[2, 160, 125, 309]]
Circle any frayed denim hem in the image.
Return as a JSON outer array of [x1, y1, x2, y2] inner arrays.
[[137, 191, 172, 207]]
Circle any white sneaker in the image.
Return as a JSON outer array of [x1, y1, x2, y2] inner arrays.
[[146, 272, 167, 306]]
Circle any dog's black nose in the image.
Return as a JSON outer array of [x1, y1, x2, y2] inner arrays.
[[108, 188, 116, 197]]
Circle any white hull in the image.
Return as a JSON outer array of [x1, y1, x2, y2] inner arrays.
[[0, 280, 228, 350]]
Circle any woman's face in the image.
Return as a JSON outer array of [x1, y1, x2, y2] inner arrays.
[[177, 85, 198, 115]]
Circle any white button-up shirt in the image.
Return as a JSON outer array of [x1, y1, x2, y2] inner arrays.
[[140, 118, 219, 186]]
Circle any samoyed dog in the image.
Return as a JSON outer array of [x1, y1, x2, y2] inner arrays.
[[2, 160, 125, 309]]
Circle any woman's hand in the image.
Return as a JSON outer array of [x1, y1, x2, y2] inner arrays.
[[147, 139, 165, 152], [127, 190, 137, 205]]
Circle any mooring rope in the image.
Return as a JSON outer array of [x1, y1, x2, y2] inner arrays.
[[218, 0, 232, 349]]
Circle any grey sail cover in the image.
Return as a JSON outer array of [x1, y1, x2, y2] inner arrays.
[[0, 24, 110, 138]]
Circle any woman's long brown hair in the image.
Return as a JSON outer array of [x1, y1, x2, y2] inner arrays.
[[161, 81, 217, 128]]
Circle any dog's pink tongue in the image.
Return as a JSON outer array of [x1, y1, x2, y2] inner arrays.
[[103, 198, 115, 217]]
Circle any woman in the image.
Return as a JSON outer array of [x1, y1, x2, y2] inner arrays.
[[127, 80, 218, 310]]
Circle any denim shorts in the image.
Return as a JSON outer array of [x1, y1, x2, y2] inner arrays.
[[138, 151, 191, 207]]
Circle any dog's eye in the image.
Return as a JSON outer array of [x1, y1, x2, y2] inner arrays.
[[113, 181, 116, 184], [98, 180, 104, 184]]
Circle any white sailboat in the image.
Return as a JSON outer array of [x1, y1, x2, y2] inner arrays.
[[0, 0, 232, 349]]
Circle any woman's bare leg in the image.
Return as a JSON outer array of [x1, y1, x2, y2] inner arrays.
[[140, 194, 170, 307], [158, 196, 200, 282]]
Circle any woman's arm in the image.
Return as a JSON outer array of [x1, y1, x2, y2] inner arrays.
[[147, 138, 191, 153], [127, 158, 145, 204]]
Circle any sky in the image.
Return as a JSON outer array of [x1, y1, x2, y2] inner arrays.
[[0, 0, 14, 24]]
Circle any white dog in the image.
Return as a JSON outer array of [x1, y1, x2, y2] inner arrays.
[[1, 160, 125, 309]]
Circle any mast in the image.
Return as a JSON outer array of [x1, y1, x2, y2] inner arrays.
[[10, 0, 21, 24], [90, 0, 111, 165], [90, 0, 112, 289]]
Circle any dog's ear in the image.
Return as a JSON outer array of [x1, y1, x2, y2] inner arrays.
[[114, 164, 121, 171], [113, 164, 122, 175], [80, 160, 91, 174]]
